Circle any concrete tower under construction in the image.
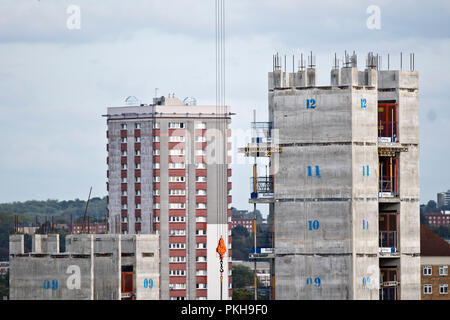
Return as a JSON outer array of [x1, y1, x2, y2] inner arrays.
[[244, 52, 420, 300]]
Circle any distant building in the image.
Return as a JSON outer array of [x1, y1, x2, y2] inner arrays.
[[232, 260, 270, 287], [232, 218, 254, 234], [71, 222, 107, 234], [16, 226, 39, 235], [425, 213, 450, 227], [420, 225, 450, 300], [437, 192, 446, 208], [0, 261, 9, 277]]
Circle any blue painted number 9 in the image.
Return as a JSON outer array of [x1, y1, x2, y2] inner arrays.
[[144, 278, 153, 289]]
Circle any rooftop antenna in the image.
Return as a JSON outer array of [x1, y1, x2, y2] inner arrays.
[[298, 53, 305, 71], [292, 55, 295, 73], [333, 52, 339, 69], [400, 52, 402, 70], [308, 51, 315, 68]]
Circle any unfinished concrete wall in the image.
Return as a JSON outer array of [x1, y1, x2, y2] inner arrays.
[[10, 234, 159, 300], [93, 234, 121, 300], [135, 234, 160, 300], [276, 254, 352, 299], [32, 234, 60, 254], [9, 234, 24, 255]]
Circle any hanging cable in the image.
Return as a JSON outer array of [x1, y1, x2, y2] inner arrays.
[[215, 0, 227, 300]]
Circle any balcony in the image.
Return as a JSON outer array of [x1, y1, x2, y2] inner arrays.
[[379, 231, 399, 256], [379, 176, 398, 198], [379, 212, 399, 257], [249, 176, 274, 203], [378, 120, 398, 143], [378, 102, 397, 144], [378, 155, 399, 199], [379, 268, 399, 300]]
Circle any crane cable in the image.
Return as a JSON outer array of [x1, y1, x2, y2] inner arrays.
[[215, 0, 227, 300]]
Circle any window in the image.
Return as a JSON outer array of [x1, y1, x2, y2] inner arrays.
[[153, 189, 159, 196], [424, 266, 432, 276], [169, 243, 186, 249], [121, 204, 127, 210], [169, 189, 186, 196], [121, 137, 127, 143], [196, 243, 206, 249], [195, 122, 206, 129], [135, 203, 141, 209], [195, 136, 206, 142], [169, 203, 186, 209], [196, 283, 207, 289], [196, 203, 206, 209], [153, 136, 159, 142], [195, 257, 207, 263], [169, 216, 186, 222], [135, 163, 141, 169], [196, 217, 206, 223], [169, 149, 185, 156], [135, 137, 141, 143], [196, 270, 207, 276], [170, 270, 186, 276], [136, 150, 141, 156], [195, 150, 206, 156], [153, 203, 160, 209], [196, 230, 206, 236], [440, 284, 448, 295], [153, 163, 160, 169], [169, 122, 185, 129], [439, 265, 448, 276], [169, 136, 185, 142], [152, 149, 159, 156], [121, 150, 127, 156], [169, 162, 186, 169], [196, 189, 206, 196], [196, 163, 206, 169], [135, 177, 141, 183], [169, 283, 186, 290], [153, 122, 160, 129], [135, 123, 141, 129], [122, 190, 128, 196], [196, 176, 206, 182], [121, 123, 127, 130], [121, 164, 127, 170], [153, 176, 160, 182], [121, 177, 127, 183], [169, 176, 185, 182], [169, 229, 186, 236]]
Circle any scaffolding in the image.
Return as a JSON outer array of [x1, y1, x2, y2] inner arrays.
[[238, 110, 281, 300]]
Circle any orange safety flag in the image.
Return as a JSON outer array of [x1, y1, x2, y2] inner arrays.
[[216, 236, 227, 260]]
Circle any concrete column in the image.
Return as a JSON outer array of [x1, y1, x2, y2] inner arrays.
[[307, 68, 316, 86], [330, 69, 340, 86], [9, 234, 24, 255], [340, 67, 359, 86]]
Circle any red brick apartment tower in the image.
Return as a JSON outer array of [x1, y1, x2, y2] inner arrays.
[[105, 95, 232, 300]]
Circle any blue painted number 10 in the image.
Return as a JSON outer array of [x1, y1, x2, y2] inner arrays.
[[308, 220, 319, 230]]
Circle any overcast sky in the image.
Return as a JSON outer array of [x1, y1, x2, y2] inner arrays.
[[0, 0, 449, 215]]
